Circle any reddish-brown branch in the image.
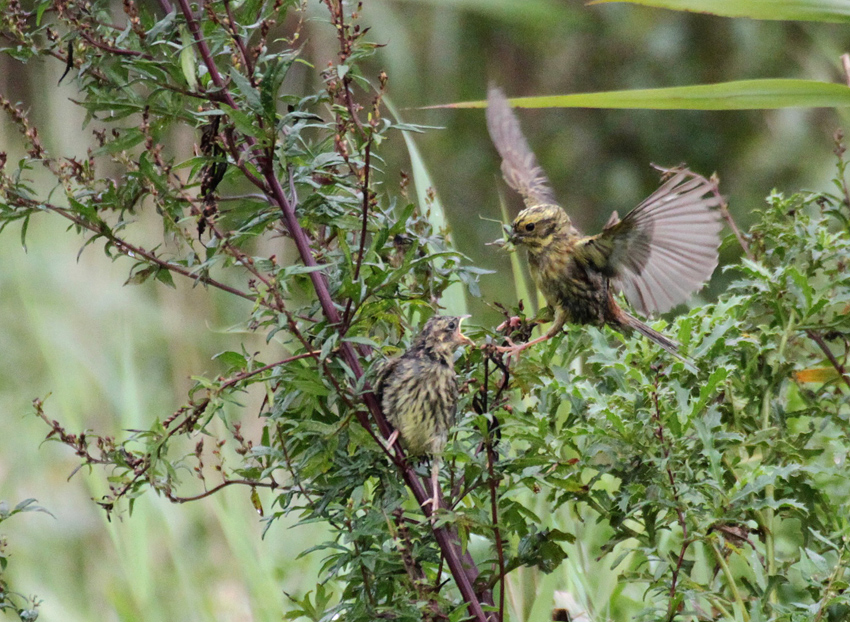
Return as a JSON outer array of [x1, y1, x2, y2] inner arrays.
[[36, 396, 211, 507], [353, 137, 372, 283], [345, 514, 378, 609], [482, 359, 506, 622], [477, 356, 511, 615], [720, 200, 753, 261], [219, 130, 267, 189], [219, 351, 320, 391], [323, 0, 366, 139], [275, 164, 492, 615], [341, 134, 373, 335], [278, 426, 316, 503], [165, 478, 279, 503], [177, 0, 232, 100], [27, 199, 269, 308], [158, 176, 327, 380], [651, 374, 691, 620], [806, 329, 850, 391], [223, 0, 254, 77], [79, 31, 152, 58]]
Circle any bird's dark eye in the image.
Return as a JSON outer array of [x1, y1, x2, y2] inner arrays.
[[448, 321, 457, 330], [524, 222, 535, 232]]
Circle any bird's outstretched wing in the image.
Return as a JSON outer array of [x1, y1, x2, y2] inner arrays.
[[577, 166, 724, 315], [485, 85, 557, 209]]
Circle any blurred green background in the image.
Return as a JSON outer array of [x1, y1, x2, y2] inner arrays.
[[2, 0, 850, 619]]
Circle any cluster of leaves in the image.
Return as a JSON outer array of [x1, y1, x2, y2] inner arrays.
[[3, 0, 850, 621]]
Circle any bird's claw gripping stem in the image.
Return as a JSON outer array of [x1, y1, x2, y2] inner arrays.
[[385, 429, 399, 452], [495, 315, 524, 333], [494, 333, 552, 362]]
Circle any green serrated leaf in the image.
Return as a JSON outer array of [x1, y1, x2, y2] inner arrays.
[[214, 351, 248, 370], [230, 68, 262, 112]]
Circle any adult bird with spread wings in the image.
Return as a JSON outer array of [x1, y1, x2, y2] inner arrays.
[[486, 86, 724, 367]]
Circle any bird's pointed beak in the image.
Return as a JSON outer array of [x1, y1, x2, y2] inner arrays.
[[490, 223, 517, 250], [456, 315, 473, 346]]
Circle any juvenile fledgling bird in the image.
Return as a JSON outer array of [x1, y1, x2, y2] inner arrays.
[[375, 315, 473, 512], [486, 86, 724, 365]]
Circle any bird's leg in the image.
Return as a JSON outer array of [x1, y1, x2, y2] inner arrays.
[[430, 459, 440, 513], [496, 313, 549, 334], [384, 429, 399, 452], [494, 333, 547, 355], [420, 459, 441, 524], [496, 308, 566, 359]]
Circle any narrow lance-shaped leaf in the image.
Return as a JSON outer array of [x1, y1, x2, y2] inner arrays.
[[427, 79, 850, 111], [590, 0, 850, 23]]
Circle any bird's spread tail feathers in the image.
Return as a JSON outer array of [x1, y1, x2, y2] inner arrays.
[[619, 311, 697, 372]]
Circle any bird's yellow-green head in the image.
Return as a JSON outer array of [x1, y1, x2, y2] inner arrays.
[[415, 315, 473, 357], [509, 204, 572, 253]]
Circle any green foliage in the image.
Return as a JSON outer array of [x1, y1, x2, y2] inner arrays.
[[499, 184, 850, 621], [0, 499, 50, 620], [2, 0, 490, 618], [3, 0, 850, 620]]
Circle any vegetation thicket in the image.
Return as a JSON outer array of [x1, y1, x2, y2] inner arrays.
[[2, 0, 850, 620]]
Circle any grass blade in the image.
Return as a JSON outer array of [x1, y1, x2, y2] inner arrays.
[[385, 97, 468, 316], [427, 79, 850, 111], [590, 0, 850, 23], [494, 189, 536, 312]]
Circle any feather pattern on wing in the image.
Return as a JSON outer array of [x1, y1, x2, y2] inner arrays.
[[373, 357, 400, 404], [599, 166, 724, 315], [485, 85, 557, 209]]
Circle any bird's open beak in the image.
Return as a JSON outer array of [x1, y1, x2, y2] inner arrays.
[[456, 315, 473, 346]]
